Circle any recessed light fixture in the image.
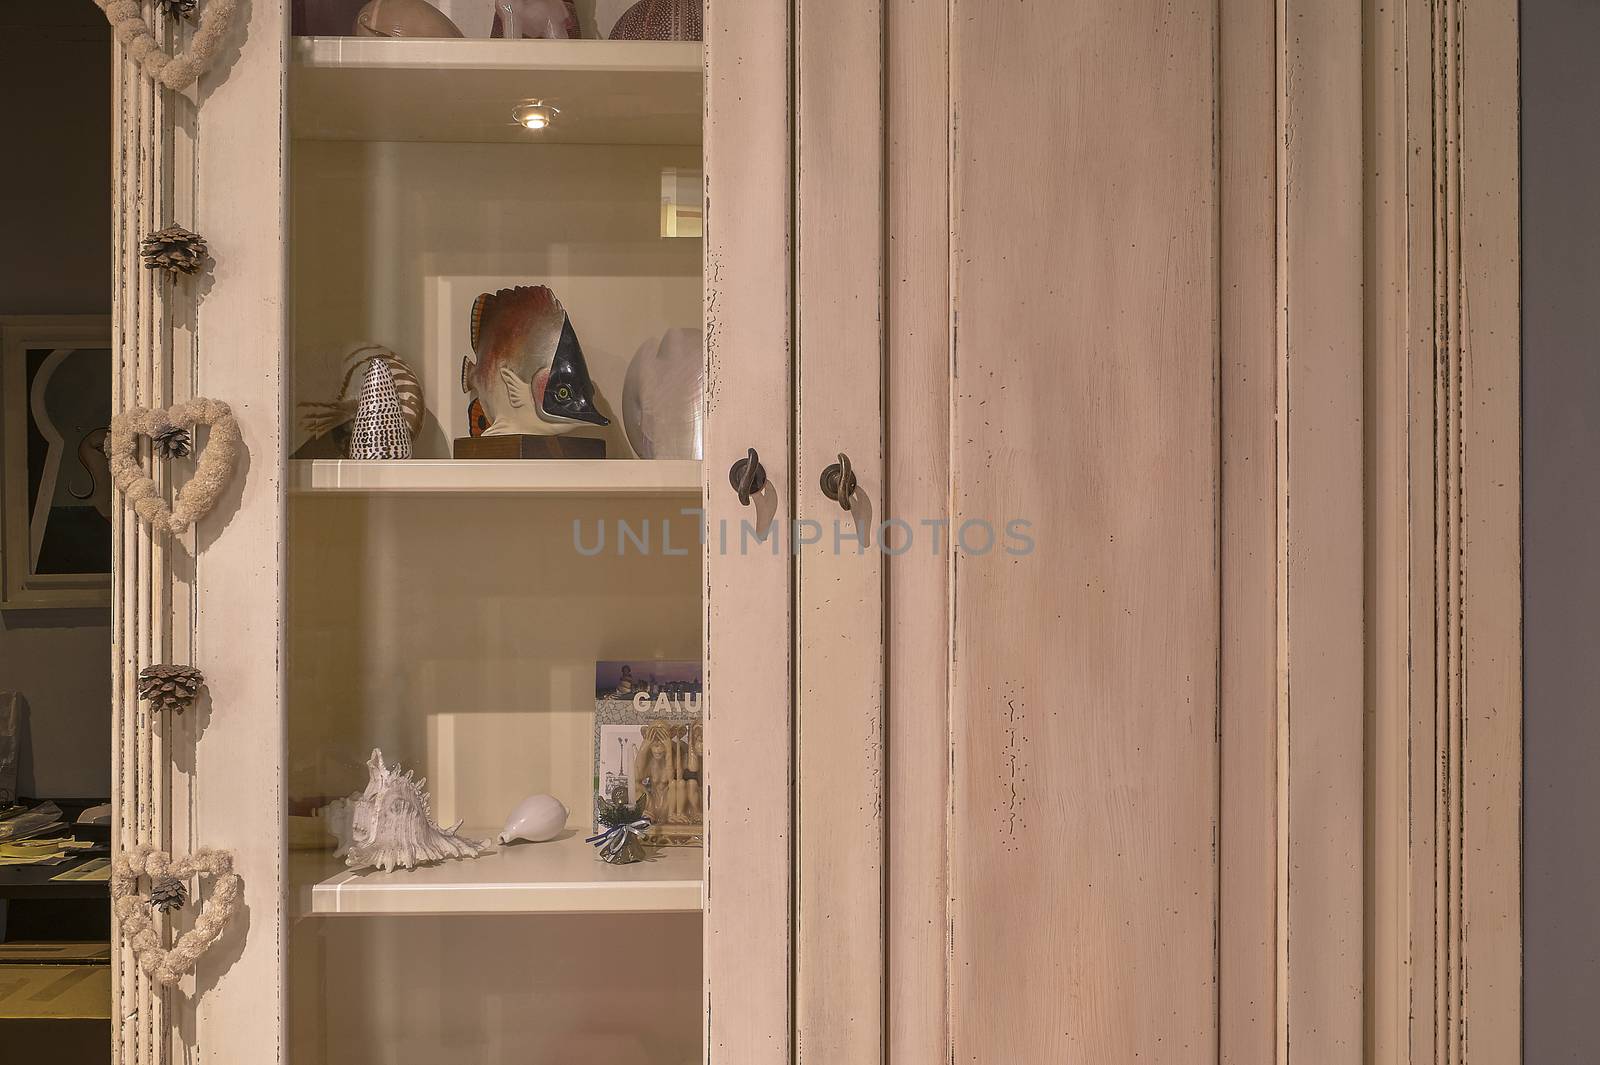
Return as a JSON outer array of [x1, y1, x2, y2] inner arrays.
[[512, 101, 559, 131]]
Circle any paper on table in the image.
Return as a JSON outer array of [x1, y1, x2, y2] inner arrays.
[[51, 858, 111, 882]]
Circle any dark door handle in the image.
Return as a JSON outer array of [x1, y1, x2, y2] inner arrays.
[[728, 447, 767, 506], [819, 452, 856, 511]]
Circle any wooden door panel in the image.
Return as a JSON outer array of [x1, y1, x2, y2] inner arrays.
[[794, 1, 886, 1062], [945, 0, 1220, 1059]]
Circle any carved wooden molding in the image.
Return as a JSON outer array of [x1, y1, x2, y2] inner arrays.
[[1370, 0, 1521, 1062]]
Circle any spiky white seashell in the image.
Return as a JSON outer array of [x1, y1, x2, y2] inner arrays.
[[341, 749, 488, 874]]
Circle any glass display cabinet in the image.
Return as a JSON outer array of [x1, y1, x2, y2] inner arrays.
[[284, 25, 707, 1065]]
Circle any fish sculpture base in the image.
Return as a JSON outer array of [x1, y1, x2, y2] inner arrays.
[[453, 434, 606, 460]]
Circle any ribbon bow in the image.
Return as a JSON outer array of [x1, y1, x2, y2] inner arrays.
[[587, 818, 651, 860]]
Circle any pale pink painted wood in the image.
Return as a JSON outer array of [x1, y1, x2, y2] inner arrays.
[[187, 0, 290, 1060], [1457, 0, 1521, 1057], [945, 1, 1221, 1060], [884, 0, 950, 1061], [1277, 0, 1365, 1058], [1218, 0, 1278, 1060], [703, 0, 795, 1061], [794, 0, 885, 1060]]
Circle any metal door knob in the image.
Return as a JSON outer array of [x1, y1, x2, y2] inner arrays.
[[819, 452, 856, 511], [728, 447, 767, 506]]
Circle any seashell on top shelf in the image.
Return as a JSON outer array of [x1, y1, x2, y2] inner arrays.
[[607, 0, 701, 41], [621, 327, 703, 459], [337, 749, 489, 874], [498, 794, 569, 844], [354, 0, 465, 36]]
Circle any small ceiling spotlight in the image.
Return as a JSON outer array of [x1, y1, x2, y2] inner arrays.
[[512, 101, 559, 131]]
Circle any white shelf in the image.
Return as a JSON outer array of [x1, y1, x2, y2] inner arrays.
[[306, 833, 703, 916], [289, 458, 701, 496], [291, 37, 702, 145]]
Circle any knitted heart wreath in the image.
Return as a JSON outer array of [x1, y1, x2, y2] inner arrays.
[[113, 845, 242, 987], [109, 399, 241, 536], [95, 0, 244, 91]]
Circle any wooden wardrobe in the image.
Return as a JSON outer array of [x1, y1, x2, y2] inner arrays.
[[106, 0, 1522, 1063]]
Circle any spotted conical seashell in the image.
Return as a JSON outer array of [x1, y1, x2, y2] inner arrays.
[[349, 358, 413, 460]]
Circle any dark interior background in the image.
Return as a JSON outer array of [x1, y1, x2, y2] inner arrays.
[[0, 0, 114, 800], [1522, 1, 1600, 1061]]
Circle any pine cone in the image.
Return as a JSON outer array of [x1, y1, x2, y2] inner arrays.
[[157, 0, 198, 17], [148, 876, 188, 913], [140, 225, 208, 276], [137, 665, 204, 715], [152, 425, 193, 459]]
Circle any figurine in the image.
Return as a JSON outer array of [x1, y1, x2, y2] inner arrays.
[[461, 285, 609, 437], [490, 0, 579, 38], [632, 720, 677, 825], [353, 0, 465, 37], [338, 749, 488, 873], [588, 785, 651, 865], [621, 327, 703, 459], [497, 794, 569, 844]]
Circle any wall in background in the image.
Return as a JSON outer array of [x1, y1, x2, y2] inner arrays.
[[1523, 1, 1600, 1060], [0, 0, 113, 798]]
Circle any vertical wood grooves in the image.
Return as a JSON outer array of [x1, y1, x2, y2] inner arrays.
[[112, 7, 181, 1062]]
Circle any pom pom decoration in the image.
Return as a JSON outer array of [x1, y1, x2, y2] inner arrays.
[[137, 664, 204, 715], [108, 399, 241, 537], [112, 845, 242, 987], [94, 0, 245, 92], [140, 224, 208, 277]]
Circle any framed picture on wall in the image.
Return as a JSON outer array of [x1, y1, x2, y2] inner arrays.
[[1, 317, 114, 609]]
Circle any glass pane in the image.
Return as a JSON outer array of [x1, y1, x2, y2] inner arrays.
[[285, 8, 704, 1061]]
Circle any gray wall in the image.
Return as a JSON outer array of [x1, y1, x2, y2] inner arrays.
[[1523, 1, 1600, 1061], [0, 0, 113, 799]]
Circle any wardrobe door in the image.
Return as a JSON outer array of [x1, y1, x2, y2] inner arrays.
[[796, 0, 1232, 1056], [704, 1, 797, 1063]]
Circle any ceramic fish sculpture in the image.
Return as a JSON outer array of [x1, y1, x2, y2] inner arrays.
[[461, 285, 609, 437], [339, 749, 488, 874]]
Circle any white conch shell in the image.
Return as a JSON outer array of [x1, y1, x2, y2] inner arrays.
[[341, 749, 488, 873], [498, 794, 568, 844]]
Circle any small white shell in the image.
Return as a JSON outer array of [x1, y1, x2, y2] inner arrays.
[[498, 794, 569, 844]]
